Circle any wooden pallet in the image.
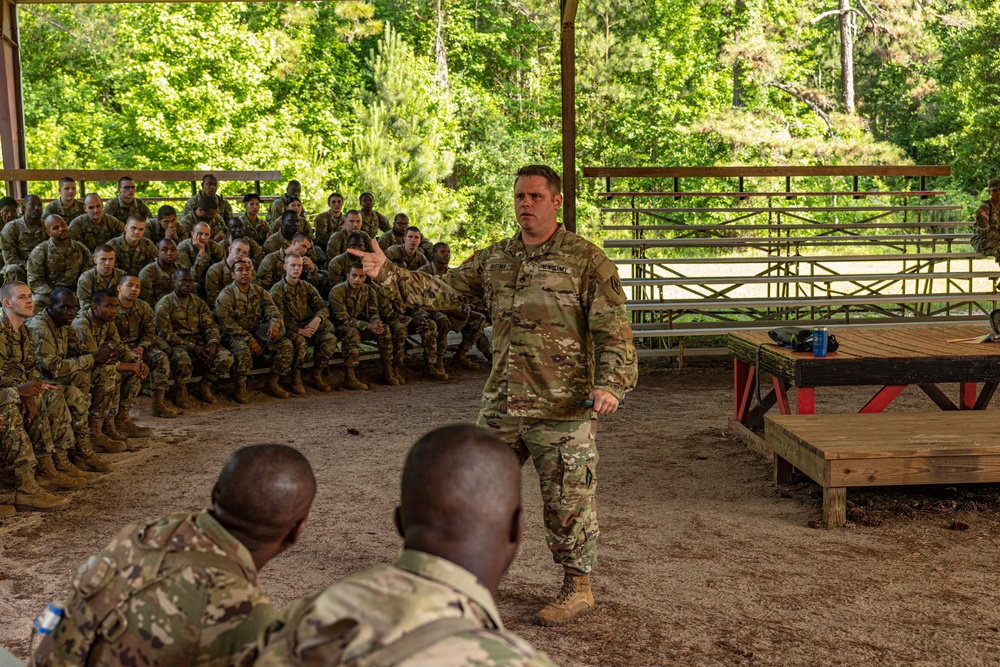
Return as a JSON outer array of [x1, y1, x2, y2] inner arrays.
[[765, 412, 1000, 527]]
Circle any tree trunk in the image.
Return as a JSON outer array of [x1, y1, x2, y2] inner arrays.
[[732, 0, 745, 107], [839, 0, 855, 115], [434, 0, 449, 89]]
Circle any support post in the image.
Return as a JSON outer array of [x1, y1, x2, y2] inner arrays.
[[560, 0, 578, 232], [0, 0, 26, 198]]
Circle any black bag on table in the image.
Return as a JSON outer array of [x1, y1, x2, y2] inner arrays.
[[768, 327, 839, 353]]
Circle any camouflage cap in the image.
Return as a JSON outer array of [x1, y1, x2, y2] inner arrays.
[[991, 178, 1000, 191]]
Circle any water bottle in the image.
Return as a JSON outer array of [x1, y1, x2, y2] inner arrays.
[[32, 602, 63, 635], [813, 327, 829, 357]]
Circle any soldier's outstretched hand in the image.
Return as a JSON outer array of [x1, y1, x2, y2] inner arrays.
[[348, 241, 386, 279]]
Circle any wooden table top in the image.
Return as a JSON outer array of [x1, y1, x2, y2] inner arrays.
[[729, 324, 1000, 387]]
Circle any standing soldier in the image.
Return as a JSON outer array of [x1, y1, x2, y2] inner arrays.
[[351, 165, 638, 626], [971, 179, 1000, 262], [267, 180, 303, 224], [103, 176, 152, 222], [385, 226, 429, 271], [359, 191, 390, 237], [145, 205, 188, 245], [68, 194, 124, 251], [42, 177, 85, 222], [215, 259, 292, 403], [311, 192, 344, 260], [326, 210, 373, 258], [155, 268, 233, 406], [182, 173, 233, 222], [177, 221, 225, 298], [270, 254, 336, 393], [1, 194, 48, 283], [238, 193, 270, 248], [420, 242, 487, 371], [77, 245, 124, 311], [109, 214, 158, 276], [329, 263, 394, 390], [116, 275, 181, 418], [138, 238, 180, 306], [26, 215, 92, 310]]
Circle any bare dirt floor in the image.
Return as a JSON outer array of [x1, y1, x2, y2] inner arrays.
[[3, 358, 1000, 666]]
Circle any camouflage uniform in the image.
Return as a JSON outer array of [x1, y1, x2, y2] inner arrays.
[[236, 213, 270, 248], [375, 226, 638, 575], [138, 261, 177, 306], [326, 228, 373, 259], [972, 201, 1000, 260], [256, 250, 317, 291], [155, 292, 233, 384], [0, 385, 37, 476], [74, 309, 137, 421], [176, 239, 226, 297], [26, 238, 92, 308], [0, 311, 75, 458], [385, 244, 430, 272], [262, 232, 318, 262], [360, 209, 390, 238], [103, 196, 152, 222], [240, 550, 556, 667], [419, 262, 487, 356], [42, 198, 85, 223], [215, 282, 291, 378], [116, 297, 172, 409], [270, 277, 338, 373], [144, 220, 191, 245], [220, 235, 265, 269], [77, 267, 125, 311], [328, 281, 391, 370], [205, 259, 257, 306], [376, 283, 438, 367], [311, 210, 342, 255], [36, 510, 274, 666], [266, 195, 306, 226], [182, 192, 233, 223], [1, 217, 48, 283], [108, 234, 158, 276], [68, 213, 124, 252], [178, 212, 227, 239], [325, 251, 354, 290], [377, 230, 404, 252]]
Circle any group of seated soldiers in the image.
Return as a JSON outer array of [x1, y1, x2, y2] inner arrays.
[[0, 174, 489, 517]]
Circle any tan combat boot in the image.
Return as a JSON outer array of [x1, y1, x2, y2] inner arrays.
[[342, 367, 368, 391], [233, 377, 250, 404], [382, 361, 400, 386], [534, 573, 595, 627], [425, 361, 448, 381], [173, 382, 195, 409], [193, 379, 218, 404], [264, 373, 290, 399], [90, 417, 126, 453], [289, 370, 307, 395], [306, 368, 332, 392], [72, 433, 114, 473], [55, 450, 96, 483], [393, 349, 407, 385], [35, 454, 88, 490], [115, 411, 152, 437], [151, 388, 182, 418], [436, 356, 449, 379], [453, 349, 480, 370], [15, 471, 70, 512], [0, 505, 14, 518]]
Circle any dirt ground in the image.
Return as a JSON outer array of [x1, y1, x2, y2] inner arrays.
[[3, 359, 1000, 666]]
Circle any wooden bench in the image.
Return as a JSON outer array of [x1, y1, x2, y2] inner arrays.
[[766, 412, 1000, 527]]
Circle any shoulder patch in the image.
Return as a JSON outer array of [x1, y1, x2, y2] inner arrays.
[[593, 257, 625, 306]]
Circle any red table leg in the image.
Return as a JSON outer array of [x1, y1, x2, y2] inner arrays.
[[960, 383, 977, 410], [773, 376, 791, 415], [796, 387, 815, 414], [860, 385, 907, 413], [734, 359, 756, 423]]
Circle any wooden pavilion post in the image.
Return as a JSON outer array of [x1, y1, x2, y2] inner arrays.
[[560, 0, 578, 232], [0, 0, 26, 198]]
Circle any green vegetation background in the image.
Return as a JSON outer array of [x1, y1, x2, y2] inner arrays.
[[16, 0, 1000, 254]]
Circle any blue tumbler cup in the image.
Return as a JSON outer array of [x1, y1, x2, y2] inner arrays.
[[812, 327, 829, 357]]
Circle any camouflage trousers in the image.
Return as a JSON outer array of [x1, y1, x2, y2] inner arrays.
[[119, 347, 171, 413], [167, 345, 234, 383], [479, 410, 599, 575], [25, 388, 77, 457], [971, 229, 1000, 260], [224, 327, 294, 378], [430, 310, 486, 353], [400, 318, 440, 366], [2, 265, 25, 285], [1, 401, 36, 476], [287, 320, 338, 370], [336, 325, 392, 369]]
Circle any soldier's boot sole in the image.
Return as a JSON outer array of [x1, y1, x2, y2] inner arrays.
[[0, 504, 14, 518], [533, 575, 595, 627], [73, 451, 115, 473]]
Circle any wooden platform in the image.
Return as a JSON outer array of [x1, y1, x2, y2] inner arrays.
[[766, 412, 1000, 527]]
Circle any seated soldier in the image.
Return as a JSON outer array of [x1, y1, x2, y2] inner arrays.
[[220, 216, 265, 268], [241, 425, 557, 667], [179, 195, 226, 241], [272, 195, 308, 235], [26, 215, 92, 309], [103, 176, 152, 222], [420, 241, 486, 371], [77, 245, 125, 312], [1, 194, 47, 283], [75, 290, 151, 444], [155, 268, 234, 407], [376, 212, 409, 252], [0, 195, 18, 225], [33, 444, 316, 666], [216, 260, 291, 403], [138, 238, 179, 306], [972, 179, 1000, 263], [378, 258, 447, 383], [206, 237, 255, 305], [385, 226, 429, 271], [325, 209, 373, 258], [238, 193, 271, 248], [68, 194, 124, 251], [257, 233, 316, 291], [325, 232, 365, 293], [359, 191, 390, 237], [182, 173, 233, 222], [329, 263, 394, 390], [109, 214, 157, 276], [270, 254, 336, 394], [42, 176, 85, 222], [28, 287, 126, 456], [116, 274, 181, 418], [145, 204, 189, 245], [263, 210, 318, 263], [177, 221, 225, 298], [267, 179, 303, 224], [311, 192, 345, 259]]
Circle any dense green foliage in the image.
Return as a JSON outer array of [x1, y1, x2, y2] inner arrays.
[[15, 0, 1000, 249]]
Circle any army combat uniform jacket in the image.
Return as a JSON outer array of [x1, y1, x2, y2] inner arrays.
[[68, 213, 124, 251], [155, 293, 222, 350], [240, 550, 556, 666], [329, 282, 380, 330], [182, 192, 234, 223], [360, 209, 390, 238], [326, 228, 373, 259], [1, 217, 48, 279], [972, 201, 1000, 258], [385, 244, 429, 272], [376, 225, 638, 420], [103, 196, 152, 222], [108, 234, 158, 276], [42, 198, 85, 223], [26, 239, 92, 306], [77, 267, 125, 311], [138, 261, 177, 306]]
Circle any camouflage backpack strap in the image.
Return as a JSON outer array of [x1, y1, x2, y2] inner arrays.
[[352, 617, 480, 667]]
